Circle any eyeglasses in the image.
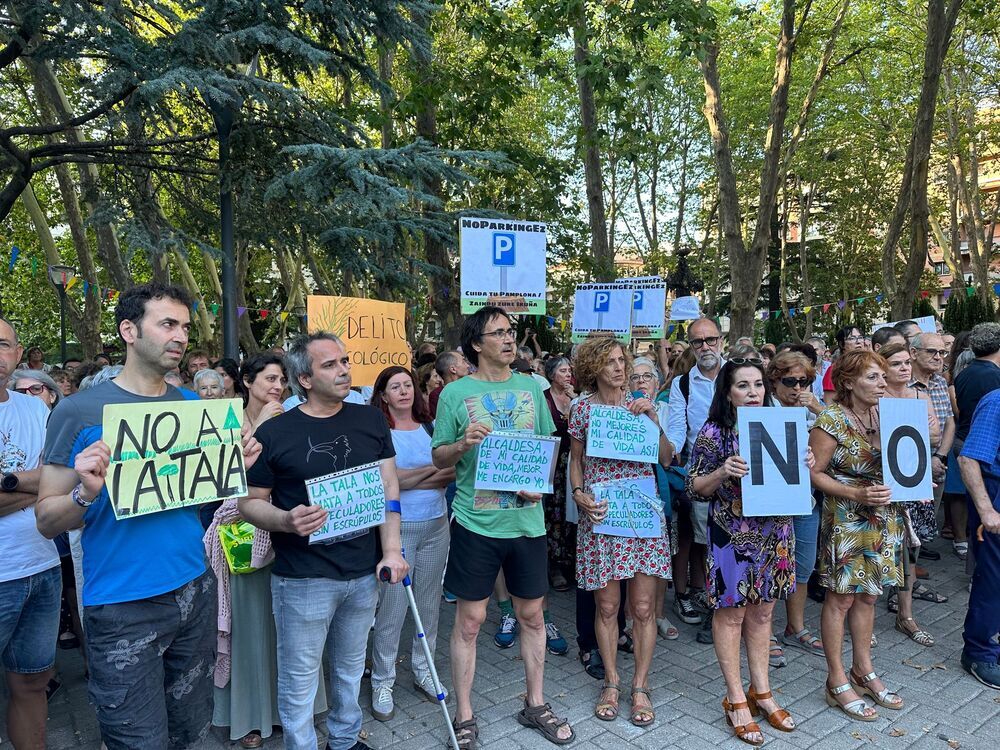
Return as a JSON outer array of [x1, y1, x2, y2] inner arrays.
[[914, 347, 948, 358], [729, 357, 763, 366], [845, 335, 864, 343], [689, 336, 720, 349], [480, 328, 516, 341], [629, 373, 655, 383], [14, 384, 49, 396], [779, 376, 814, 389]]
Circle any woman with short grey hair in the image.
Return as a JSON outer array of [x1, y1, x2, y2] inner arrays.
[[193, 368, 226, 399], [8, 369, 62, 408]]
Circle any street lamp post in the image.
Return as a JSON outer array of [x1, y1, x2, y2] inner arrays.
[[47, 264, 76, 364]]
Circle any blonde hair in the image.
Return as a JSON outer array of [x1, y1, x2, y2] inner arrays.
[[833, 350, 888, 406], [766, 350, 815, 382], [573, 337, 632, 393]]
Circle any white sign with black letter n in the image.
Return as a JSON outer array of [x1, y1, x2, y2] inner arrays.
[[737, 406, 812, 516]]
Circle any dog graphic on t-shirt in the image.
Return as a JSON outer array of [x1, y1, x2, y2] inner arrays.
[[305, 434, 352, 471]]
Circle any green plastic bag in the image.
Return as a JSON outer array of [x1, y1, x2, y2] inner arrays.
[[218, 521, 258, 575]]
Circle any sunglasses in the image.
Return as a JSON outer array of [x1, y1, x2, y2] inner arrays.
[[14, 384, 49, 396], [729, 357, 763, 366], [689, 336, 721, 349], [779, 376, 813, 389]]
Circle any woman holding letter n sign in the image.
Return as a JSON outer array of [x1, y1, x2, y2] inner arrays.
[[568, 337, 671, 727], [809, 351, 905, 723], [688, 358, 813, 745]]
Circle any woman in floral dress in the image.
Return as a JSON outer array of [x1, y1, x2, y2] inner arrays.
[[809, 350, 905, 723], [569, 337, 672, 727], [688, 359, 806, 745]]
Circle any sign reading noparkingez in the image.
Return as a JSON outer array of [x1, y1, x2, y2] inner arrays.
[[460, 217, 547, 314]]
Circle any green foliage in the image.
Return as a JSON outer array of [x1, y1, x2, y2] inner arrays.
[[943, 291, 996, 333]]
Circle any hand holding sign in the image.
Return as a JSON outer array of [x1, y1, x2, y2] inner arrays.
[[573, 489, 607, 523], [286, 504, 329, 536], [853, 484, 892, 507], [722, 455, 749, 480], [462, 422, 492, 452], [74, 440, 111, 502]]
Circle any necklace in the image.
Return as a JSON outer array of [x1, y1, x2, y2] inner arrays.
[[847, 404, 878, 437]]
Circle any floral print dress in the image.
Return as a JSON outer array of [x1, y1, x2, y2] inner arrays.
[[814, 405, 904, 595], [687, 422, 795, 608], [569, 394, 672, 591]]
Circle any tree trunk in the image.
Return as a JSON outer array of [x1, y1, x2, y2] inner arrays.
[[572, 4, 612, 280]]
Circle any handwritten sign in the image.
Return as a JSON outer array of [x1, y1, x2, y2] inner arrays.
[[586, 404, 660, 463], [474, 433, 560, 495], [307, 295, 409, 386], [879, 398, 933, 502], [459, 217, 547, 314], [104, 398, 247, 520], [617, 276, 667, 339], [307, 461, 386, 544], [571, 283, 633, 343], [592, 477, 662, 538], [737, 406, 812, 516]]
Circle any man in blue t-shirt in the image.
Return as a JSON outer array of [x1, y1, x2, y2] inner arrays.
[[36, 283, 260, 750]]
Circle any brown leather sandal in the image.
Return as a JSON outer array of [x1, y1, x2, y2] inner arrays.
[[451, 716, 479, 749], [594, 681, 620, 721], [722, 697, 764, 746], [747, 685, 794, 732], [630, 686, 655, 727]]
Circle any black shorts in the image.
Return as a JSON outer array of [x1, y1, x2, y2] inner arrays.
[[444, 521, 548, 601]]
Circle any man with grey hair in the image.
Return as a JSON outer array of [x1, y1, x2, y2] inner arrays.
[[955, 323, 1000, 443], [239, 331, 407, 750], [666, 316, 723, 639]]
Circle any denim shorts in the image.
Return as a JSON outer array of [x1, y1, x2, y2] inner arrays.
[[0, 565, 62, 674], [793, 504, 821, 584]]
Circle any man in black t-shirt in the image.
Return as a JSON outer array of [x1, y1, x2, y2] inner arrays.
[[240, 332, 408, 750]]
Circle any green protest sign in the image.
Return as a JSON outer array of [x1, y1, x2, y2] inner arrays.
[[103, 398, 247, 520]]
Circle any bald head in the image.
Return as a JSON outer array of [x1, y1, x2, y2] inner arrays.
[[0, 317, 24, 391]]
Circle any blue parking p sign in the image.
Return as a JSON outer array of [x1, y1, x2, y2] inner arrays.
[[594, 291, 611, 313], [492, 233, 516, 266], [633, 291, 644, 310]]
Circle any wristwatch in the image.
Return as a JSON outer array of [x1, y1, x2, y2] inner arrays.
[[932, 452, 947, 462], [71, 483, 95, 508], [0, 473, 18, 492]]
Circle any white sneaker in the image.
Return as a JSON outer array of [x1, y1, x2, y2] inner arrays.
[[414, 673, 447, 702], [371, 684, 394, 721]]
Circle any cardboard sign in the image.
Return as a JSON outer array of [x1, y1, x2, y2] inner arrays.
[[307, 460, 386, 544], [585, 404, 660, 463], [459, 217, 547, 314], [474, 433, 560, 495], [737, 406, 812, 516], [104, 398, 247, 520], [879, 398, 933, 501], [669, 295, 701, 321], [871, 315, 936, 334], [307, 295, 409, 387], [592, 476, 662, 538], [617, 276, 667, 338], [571, 283, 633, 343]]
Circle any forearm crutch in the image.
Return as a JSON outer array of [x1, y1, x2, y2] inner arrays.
[[379, 563, 461, 750]]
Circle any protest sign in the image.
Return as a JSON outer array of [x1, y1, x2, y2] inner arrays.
[[104, 398, 246, 520], [307, 460, 386, 544], [669, 295, 701, 321], [871, 315, 936, 334], [737, 406, 812, 516], [474, 433, 560, 495], [879, 398, 933, 502], [307, 295, 409, 386], [571, 283, 633, 343], [459, 217, 547, 314], [592, 476, 662, 538], [586, 404, 660, 463], [617, 276, 667, 338]]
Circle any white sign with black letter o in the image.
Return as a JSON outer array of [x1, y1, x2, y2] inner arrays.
[[737, 406, 813, 516], [878, 398, 933, 502]]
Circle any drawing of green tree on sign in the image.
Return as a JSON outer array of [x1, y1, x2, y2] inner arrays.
[[223, 403, 241, 444], [311, 297, 359, 338], [157, 464, 179, 508]]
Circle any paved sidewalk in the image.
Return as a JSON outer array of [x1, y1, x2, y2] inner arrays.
[[4, 539, 997, 749]]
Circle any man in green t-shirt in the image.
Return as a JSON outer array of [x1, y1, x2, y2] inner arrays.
[[432, 306, 573, 747]]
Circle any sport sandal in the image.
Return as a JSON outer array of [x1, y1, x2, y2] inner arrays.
[[849, 669, 903, 710], [825, 682, 878, 721], [516, 701, 574, 745], [747, 685, 794, 732], [452, 716, 479, 750], [722, 697, 764, 746], [630, 686, 655, 727], [594, 681, 620, 721]]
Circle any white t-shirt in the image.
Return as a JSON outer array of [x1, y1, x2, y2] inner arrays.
[[0, 390, 59, 582], [391, 426, 446, 522]]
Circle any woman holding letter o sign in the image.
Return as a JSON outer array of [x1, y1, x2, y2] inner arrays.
[[568, 337, 671, 727], [688, 359, 809, 746], [809, 351, 904, 723]]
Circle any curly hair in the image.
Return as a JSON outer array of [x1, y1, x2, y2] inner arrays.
[[833, 350, 887, 406], [766, 350, 815, 383], [572, 337, 631, 394]]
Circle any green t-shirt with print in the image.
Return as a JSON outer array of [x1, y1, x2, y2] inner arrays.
[[432, 373, 556, 538]]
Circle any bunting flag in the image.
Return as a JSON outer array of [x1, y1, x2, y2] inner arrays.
[[942, 289, 952, 300], [192, 300, 199, 311], [211, 303, 219, 315], [8, 245, 20, 273], [920, 291, 929, 298], [259, 309, 268, 320], [65, 276, 79, 291], [279, 311, 289, 321], [789, 308, 796, 317], [31, 257, 37, 276], [837, 300, 847, 310], [967, 287, 976, 297], [237, 306, 247, 318]]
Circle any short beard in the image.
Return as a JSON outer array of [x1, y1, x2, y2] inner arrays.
[[697, 351, 720, 371]]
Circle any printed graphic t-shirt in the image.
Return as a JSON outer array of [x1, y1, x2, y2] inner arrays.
[[0, 391, 59, 583], [43, 381, 206, 606], [247, 403, 395, 580], [432, 373, 555, 539]]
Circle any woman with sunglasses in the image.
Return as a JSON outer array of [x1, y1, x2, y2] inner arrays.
[[688, 357, 810, 745], [766, 351, 824, 667]]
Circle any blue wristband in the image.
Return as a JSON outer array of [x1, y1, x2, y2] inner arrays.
[[386, 499, 401, 514]]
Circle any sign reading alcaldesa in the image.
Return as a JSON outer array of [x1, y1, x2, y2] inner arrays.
[[572, 283, 633, 343], [474, 433, 560, 495], [459, 217, 547, 314], [307, 461, 386, 544]]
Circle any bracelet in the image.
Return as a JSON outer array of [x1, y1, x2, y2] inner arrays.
[[933, 453, 947, 462], [71, 483, 95, 509], [572, 486, 584, 495], [386, 499, 402, 514]]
